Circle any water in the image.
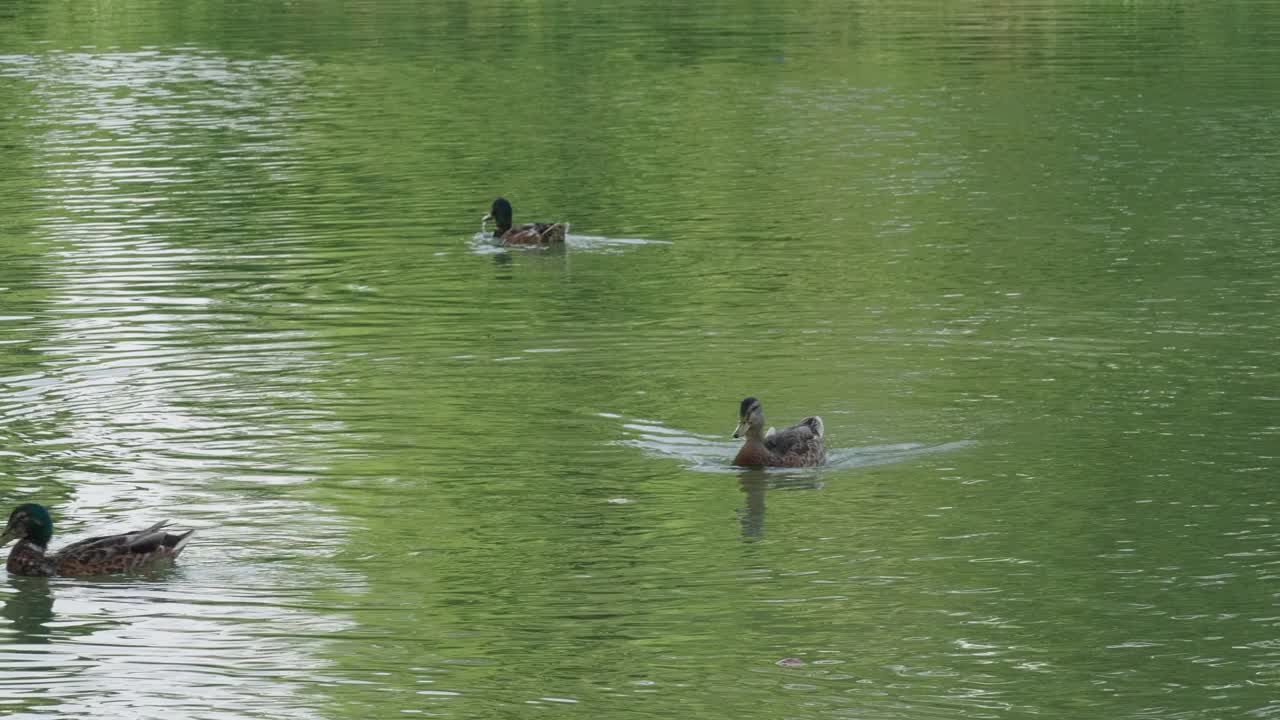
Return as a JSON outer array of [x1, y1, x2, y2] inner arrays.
[[1, 2, 1278, 718]]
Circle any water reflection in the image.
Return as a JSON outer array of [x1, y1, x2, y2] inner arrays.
[[737, 470, 768, 540], [735, 470, 825, 542], [1, 576, 55, 643], [0, 47, 356, 718]]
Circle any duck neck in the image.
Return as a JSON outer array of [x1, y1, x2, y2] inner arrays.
[[7, 540, 54, 576], [734, 429, 771, 467]]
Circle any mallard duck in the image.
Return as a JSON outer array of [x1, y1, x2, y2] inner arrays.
[[732, 397, 826, 467], [482, 197, 566, 246], [0, 503, 194, 577]]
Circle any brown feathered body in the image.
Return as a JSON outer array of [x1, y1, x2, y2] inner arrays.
[[498, 222, 567, 246], [4, 512, 193, 577], [732, 397, 826, 468], [484, 197, 566, 247]]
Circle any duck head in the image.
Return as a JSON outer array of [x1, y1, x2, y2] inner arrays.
[[482, 197, 514, 236], [0, 503, 54, 548], [733, 397, 765, 439]]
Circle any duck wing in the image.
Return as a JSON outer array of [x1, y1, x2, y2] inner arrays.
[[764, 416, 825, 457], [52, 520, 194, 575], [502, 223, 566, 246], [534, 222, 567, 243]]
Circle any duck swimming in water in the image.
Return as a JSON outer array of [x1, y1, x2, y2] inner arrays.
[[483, 197, 566, 246], [0, 503, 194, 576], [732, 397, 826, 467]]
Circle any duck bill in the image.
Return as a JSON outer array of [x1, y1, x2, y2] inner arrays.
[[733, 420, 750, 439], [0, 526, 18, 547], [482, 212, 493, 222]]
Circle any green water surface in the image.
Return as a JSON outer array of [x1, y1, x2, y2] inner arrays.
[[0, 2, 1278, 718]]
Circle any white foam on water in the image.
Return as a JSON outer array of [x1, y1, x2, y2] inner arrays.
[[610, 415, 974, 474], [467, 227, 669, 255]]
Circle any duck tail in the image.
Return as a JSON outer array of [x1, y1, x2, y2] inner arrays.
[[543, 222, 568, 243], [168, 529, 195, 557], [139, 519, 170, 534], [802, 416, 824, 439]]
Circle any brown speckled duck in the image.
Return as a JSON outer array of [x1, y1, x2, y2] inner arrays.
[[732, 397, 826, 467], [0, 503, 194, 577], [483, 197, 566, 246]]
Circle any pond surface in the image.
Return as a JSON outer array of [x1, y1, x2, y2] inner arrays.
[[1, 2, 1278, 718]]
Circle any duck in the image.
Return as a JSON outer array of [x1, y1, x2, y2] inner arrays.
[[482, 197, 566, 246], [732, 397, 826, 467], [0, 503, 194, 577]]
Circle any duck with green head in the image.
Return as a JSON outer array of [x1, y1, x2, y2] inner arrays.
[[0, 503, 194, 577], [732, 397, 826, 467], [482, 197, 567, 246]]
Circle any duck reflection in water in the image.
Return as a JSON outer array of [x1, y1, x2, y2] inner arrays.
[[737, 471, 769, 540], [491, 251, 515, 278], [489, 242, 567, 279], [3, 576, 55, 643], [736, 470, 824, 542]]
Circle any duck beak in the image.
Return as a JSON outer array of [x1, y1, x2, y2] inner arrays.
[[482, 212, 492, 222], [733, 419, 750, 439], [0, 525, 18, 547]]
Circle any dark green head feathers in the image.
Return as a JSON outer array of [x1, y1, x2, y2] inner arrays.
[[2, 503, 53, 547], [486, 197, 515, 236]]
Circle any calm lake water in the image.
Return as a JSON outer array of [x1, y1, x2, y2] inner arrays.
[[1, 2, 1278, 718]]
